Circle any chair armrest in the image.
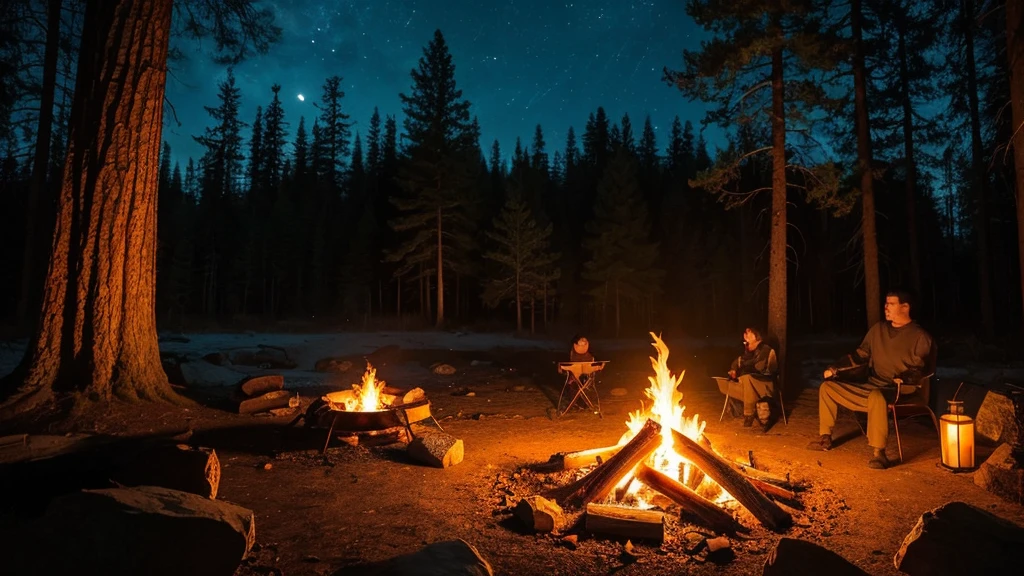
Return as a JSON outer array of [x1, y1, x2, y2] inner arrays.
[[893, 372, 933, 403]]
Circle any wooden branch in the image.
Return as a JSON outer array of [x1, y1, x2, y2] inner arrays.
[[585, 503, 664, 542], [671, 427, 792, 531], [555, 444, 622, 470], [636, 463, 745, 535], [547, 419, 662, 507], [732, 460, 793, 488], [746, 477, 801, 509], [238, 390, 292, 414]]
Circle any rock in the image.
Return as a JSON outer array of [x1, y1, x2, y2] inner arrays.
[[975, 392, 1020, 445], [610, 387, 628, 397], [894, 501, 1024, 575], [763, 538, 868, 576], [203, 352, 229, 366], [230, 347, 296, 369], [706, 536, 730, 553], [335, 539, 492, 576], [315, 358, 354, 373], [179, 361, 246, 388], [433, 364, 457, 375], [5, 486, 255, 576], [514, 496, 563, 532], [407, 433, 464, 468], [239, 374, 284, 397], [974, 443, 1024, 505]]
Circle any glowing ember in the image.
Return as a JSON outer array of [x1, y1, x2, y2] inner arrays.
[[343, 362, 388, 412], [615, 333, 728, 505]]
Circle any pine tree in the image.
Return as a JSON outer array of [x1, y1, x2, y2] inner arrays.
[[247, 106, 263, 192], [483, 181, 560, 332], [582, 150, 663, 336], [262, 83, 288, 197], [316, 75, 353, 193], [388, 29, 476, 328]]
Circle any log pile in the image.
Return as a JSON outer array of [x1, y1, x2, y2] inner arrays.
[[534, 418, 798, 541], [236, 375, 299, 415]]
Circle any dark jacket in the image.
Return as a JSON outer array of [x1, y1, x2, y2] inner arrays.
[[730, 342, 776, 378]]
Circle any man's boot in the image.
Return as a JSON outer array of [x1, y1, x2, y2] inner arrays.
[[806, 434, 832, 451], [868, 448, 890, 469]]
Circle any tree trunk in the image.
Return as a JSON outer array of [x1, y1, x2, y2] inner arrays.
[[435, 206, 444, 328], [897, 16, 923, 303], [1008, 0, 1024, 334], [17, 0, 63, 330], [852, 0, 880, 329], [515, 271, 522, 332], [964, 0, 994, 338], [1, 0, 179, 414], [768, 17, 788, 375]]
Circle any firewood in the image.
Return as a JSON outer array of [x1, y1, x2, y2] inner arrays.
[[407, 433, 464, 468], [238, 390, 292, 414], [746, 477, 801, 508], [670, 427, 792, 531], [514, 496, 563, 532], [556, 444, 623, 469], [239, 374, 284, 397], [731, 460, 792, 488], [549, 419, 662, 507], [635, 463, 745, 535], [585, 503, 664, 542]]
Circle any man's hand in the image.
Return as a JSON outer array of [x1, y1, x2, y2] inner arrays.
[[728, 369, 737, 380], [823, 367, 836, 379]]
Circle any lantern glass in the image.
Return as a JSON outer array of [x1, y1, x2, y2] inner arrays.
[[939, 400, 974, 470]]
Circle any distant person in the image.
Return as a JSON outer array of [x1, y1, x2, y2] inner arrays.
[[570, 335, 594, 363], [716, 327, 777, 427], [805, 289, 934, 470]]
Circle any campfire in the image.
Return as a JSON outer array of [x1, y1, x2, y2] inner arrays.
[[533, 334, 796, 541]]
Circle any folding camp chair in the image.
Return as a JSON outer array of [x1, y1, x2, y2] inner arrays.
[[557, 361, 608, 417], [716, 348, 785, 425]]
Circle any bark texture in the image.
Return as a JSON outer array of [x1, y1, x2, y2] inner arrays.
[[1008, 0, 1024, 334], [768, 16, 788, 374], [852, 0, 880, 328], [2, 0, 177, 413]]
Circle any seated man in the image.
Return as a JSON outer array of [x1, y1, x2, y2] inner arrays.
[[717, 327, 777, 427], [806, 289, 933, 470]]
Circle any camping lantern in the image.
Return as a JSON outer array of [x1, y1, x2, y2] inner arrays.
[[939, 395, 975, 471]]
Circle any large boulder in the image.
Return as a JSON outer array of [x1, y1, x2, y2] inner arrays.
[[974, 443, 1024, 505], [975, 391, 1020, 445], [894, 501, 1024, 575], [4, 486, 255, 576], [763, 537, 868, 575], [334, 539, 492, 576]]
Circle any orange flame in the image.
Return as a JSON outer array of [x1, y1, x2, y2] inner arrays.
[[616, 333, 723, 505], [343, 362, 387, 412]]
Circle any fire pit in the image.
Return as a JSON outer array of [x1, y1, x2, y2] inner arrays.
[[305, 362, 442, 452]]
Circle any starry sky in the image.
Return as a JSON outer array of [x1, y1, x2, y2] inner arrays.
[[162, 0, 710, 167]]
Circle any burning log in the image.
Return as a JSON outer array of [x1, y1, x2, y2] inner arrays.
[[585, 503, 664, 542], [670, 427, 792, 532], [635, 463, 745, 535], [555, 444, 622, 470], [731, 460, 793, 489], [549, 419, 662, 507]]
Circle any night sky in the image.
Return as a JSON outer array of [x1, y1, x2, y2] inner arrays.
[[162, 0, 710, 166]]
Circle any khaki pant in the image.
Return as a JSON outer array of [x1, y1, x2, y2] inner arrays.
[[818, 380, 917, 449], [717, 374, 774, 416]]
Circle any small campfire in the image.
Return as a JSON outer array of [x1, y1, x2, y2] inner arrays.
[[521, 333, 799, 543], [306, 362, 437, 450]]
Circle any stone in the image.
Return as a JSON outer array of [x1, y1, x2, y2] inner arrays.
[[975, 392, 1020, 445], [763, 538, 868, 576], [4, 486, 255, 576], [334, 539, 492, 576], [610, 387, 628, 397], [407, 433, 464, 468], [894, 501, 1024, 575], [315, 357, 354, 373], [974, 443, 1024, 505], [433, 364, 457, 375], [514, 496, 563, 532]]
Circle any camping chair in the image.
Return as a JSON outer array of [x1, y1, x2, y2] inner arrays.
[[716, 348, 786, 425], [557, 361, 608, 417], [887, 345, 941, 463]]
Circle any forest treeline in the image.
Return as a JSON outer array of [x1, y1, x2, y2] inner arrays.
[[1, 0, 1022, 341]]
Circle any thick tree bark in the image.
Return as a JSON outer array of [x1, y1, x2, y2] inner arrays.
[[17, 0, 63, 329], [964, 0, 994, 338], [768, 15, 788, 375], [1008, 0, 1024, 334], [897, 17, 923, 303], [1, 0, 179, 414], [852, 0, 881, 328]]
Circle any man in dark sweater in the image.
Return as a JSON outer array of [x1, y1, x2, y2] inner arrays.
[[806, 289, 934, 469]]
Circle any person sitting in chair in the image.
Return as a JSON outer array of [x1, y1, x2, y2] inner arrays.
[[805, 289, 933, 470], [717, 327, 777, 427]]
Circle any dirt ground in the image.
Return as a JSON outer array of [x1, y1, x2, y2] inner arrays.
[[7, 339, 1024, 575]]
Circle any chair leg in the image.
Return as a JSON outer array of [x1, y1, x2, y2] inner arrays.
[[891, 406, 904, 462], [720, 393, 731, 422], [777, 393, 787, 425]]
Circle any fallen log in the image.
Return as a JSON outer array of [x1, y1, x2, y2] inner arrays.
[[636, 463, 744, 535], [238, 390, 292, 414], [548, 419, 662, 507], [556, 444, 622, 469], [671, 427, 792, 531], [585, 503, 664, 542], [731, 459, 793, 488], [746, 477, 801, 508], [239, 375, 284, 397]]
